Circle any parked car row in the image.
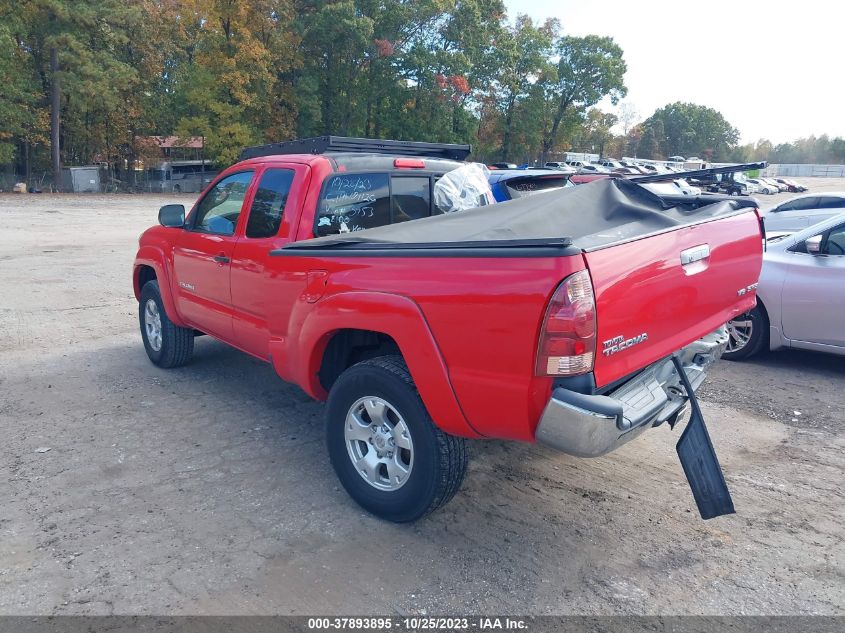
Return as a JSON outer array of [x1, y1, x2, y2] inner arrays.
[[741, 176, 807, 195], [540, 159, 690, 177], [491, 161, 809, 197]]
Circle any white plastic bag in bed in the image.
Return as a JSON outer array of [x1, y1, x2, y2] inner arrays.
[[433, 162, 495, 213]]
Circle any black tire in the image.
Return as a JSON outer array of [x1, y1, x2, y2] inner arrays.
[[326, 355, 468, 522], [173, 184, 182, 193], [723, 305, 768, 361], [139, 280, 194, 368]]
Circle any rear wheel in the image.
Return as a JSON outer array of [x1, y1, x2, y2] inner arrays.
[[326, 356, 467, 522], [723, 305, 767, 361]]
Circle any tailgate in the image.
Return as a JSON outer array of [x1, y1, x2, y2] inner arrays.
[[584, 211, 763, 388]]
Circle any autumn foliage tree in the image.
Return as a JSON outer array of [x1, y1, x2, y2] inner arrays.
[[2, 0, 635, 184]]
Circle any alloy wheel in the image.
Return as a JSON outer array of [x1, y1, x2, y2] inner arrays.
[[144, 299, 163, 352], [344, 396, 414, 491], [726, 316, 753, 353]]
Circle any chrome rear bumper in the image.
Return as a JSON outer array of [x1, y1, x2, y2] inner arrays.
[[534, 326, 729, 457]]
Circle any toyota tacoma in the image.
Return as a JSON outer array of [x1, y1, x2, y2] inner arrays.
[[133, 137, 764, 522]]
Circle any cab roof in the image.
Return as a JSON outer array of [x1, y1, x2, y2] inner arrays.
[[235, 152, 464, 174]]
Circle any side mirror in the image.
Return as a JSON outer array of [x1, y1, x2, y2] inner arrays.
[[159, 204, 185, 228], [805, 234, 823, 254]]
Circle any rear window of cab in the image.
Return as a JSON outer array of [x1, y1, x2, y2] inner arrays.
[[315, 173, 438, 236]]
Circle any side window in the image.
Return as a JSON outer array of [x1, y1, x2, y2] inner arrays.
[[392, 176, 431, 223], [817, 196, 845, 210], [774, 199, 804, 212], [316, 174, 390, 236], [192, 171, 254, 235], [245, 169, 295, 238], [789, 197, 819, 212], [824, 225, 845, 256]]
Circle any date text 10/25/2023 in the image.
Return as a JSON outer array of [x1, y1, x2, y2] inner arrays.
[[307, 617, 528, 631]]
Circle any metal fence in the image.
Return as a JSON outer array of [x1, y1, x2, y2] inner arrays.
[[762, 164, 845, 178], [0, 168, 185, 193]]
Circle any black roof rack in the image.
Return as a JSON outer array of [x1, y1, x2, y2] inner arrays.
[[239, 136, 472, 162], [629, 161, 768, 183]]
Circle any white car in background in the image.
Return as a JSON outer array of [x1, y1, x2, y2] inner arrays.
[[578, 164, 611, 174], [737, 179, 759, 194], [746, 178, 778, 194], [674, 178, 701, 195], [724, 213, 845, 360], [761, 177, 789, 192]]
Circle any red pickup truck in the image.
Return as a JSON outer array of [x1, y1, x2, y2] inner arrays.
[[133, 137, 763, 522]]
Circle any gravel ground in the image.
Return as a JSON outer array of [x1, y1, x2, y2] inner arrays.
[[0, 182, 843, 616]]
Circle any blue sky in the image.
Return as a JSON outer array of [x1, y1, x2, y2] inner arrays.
[[503, 0, 843, 144]]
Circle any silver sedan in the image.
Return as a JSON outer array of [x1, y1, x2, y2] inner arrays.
[[762, 192, 845, 232], [724, 212, 845, 360]]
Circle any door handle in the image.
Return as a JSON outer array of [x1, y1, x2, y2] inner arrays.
[[213, 254, 230, 264]]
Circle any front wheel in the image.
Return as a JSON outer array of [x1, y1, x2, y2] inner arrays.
[[326, 356, 468, 522], [139, 280, 194, 368], [723, 305, 767, 361]]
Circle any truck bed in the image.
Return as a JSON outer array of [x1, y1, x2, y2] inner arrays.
[[282, 178, 759, 252], [270, 179, 763, 441]]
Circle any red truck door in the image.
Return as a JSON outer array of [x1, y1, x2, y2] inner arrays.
[[172, 170, 255, 340], [229, 163, 311, 358]]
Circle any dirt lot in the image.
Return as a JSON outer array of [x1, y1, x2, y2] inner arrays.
[[0, 182, 843, 616]]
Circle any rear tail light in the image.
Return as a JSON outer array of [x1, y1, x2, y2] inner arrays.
[[536, 269, 596, 376]]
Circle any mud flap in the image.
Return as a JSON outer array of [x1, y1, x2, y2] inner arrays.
[[672, 355, 735, 520]]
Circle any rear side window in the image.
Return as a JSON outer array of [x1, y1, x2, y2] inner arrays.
[[246, 169, 295, 238], [816, 196, 845, 210], [774, 198, 817, 213], [392, 177, 430, 223]]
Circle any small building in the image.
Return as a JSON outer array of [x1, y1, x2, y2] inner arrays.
[[62, 166, 101, 193]]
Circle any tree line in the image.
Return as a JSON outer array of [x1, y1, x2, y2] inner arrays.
[[1, 0, 841, 191], [1, 0, 627, 187]]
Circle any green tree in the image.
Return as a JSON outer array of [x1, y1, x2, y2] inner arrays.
[[538, 34, 626, 162], [487, 14, 557, 159], [296, 1, 374, 136], [579, 108, 617, 157], [642, 102, 739, 161], [637, 125, 659, 159], [0, 20, 40, 166], [170, 0, 298, 165], [11, 0, 146, 188]]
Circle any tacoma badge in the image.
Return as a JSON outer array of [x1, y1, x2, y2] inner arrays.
[[602, 333, 649, 357]]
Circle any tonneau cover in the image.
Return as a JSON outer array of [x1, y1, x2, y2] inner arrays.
[[285, 178, 758, 252]]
